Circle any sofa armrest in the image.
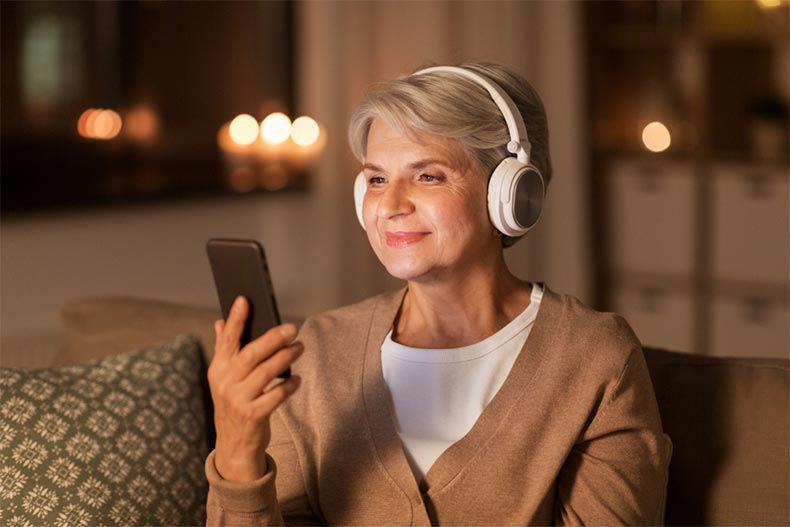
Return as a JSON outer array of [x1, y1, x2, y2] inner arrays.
[[644, 346, 789, 526], [55, 296, 220, 365]]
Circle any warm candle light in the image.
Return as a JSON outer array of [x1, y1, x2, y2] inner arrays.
[[291, 116, 320, 146], [77, 108, 95, 137], [77, 108, 122, 139], [756, 0, 782, 8], [94, 111, 112, 137], [642, 121, 671, 152], [85, 109, 101, 138], [229, 114, 260, 145], [260, 112, 291, 144], [125, 104, 159, 142], [106, 110, 123, 139], [217, 109, 326, 192], [93, 109, 122, 139], [228, 166, 257, 193]]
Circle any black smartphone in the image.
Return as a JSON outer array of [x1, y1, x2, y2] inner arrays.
[[206, 238, 290, 378]]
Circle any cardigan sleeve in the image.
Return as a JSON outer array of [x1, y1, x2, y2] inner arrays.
[[554, 345, 673, 526], [205, 410, 322, 526]]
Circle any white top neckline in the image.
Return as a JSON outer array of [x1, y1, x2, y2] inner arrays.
[[383, 283, 544, 363]]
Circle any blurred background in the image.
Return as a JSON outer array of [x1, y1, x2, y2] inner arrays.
[[1, 0, 788, 363]]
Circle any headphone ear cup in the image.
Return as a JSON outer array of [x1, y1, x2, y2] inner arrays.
[[353, 171, 367, 231], [512, 165, 545, 232], [487, 158, 545, 237]]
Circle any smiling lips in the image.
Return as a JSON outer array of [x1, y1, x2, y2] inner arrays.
[[385, 231, 430, 247]]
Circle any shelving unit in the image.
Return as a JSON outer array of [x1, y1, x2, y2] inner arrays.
[[585, 1, 789, 358]]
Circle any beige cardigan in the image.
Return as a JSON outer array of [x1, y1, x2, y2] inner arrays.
[[205, 285, 672, 526]]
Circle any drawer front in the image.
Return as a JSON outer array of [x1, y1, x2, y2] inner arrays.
[[611, 283, 695, 354], [710, 291, 789, 359], [607, 159, 696, 275], [712, 164, 789, 286]]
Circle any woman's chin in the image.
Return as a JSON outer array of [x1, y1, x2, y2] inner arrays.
[[381, 260, 431, 283]]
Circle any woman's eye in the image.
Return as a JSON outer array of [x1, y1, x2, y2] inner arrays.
[[368, 176, 386, 186], [419, 173, 442, 183]]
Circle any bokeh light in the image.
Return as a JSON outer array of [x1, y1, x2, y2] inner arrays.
[[756, 0, 782, 8], [108, 110, 123, 138], [85, 109, 101, 137], [77, 108, 122, 139], [125, 104, 159, 142], [260, 164, 289, 190], [94, 110, 115, 138], [642, 121, 671, 153], [228, 166, 257, 193], [290, 116, 320, 146], [77, 108, 95, 137], [260, 112, 291, 145], [229, 114, 259, 145]]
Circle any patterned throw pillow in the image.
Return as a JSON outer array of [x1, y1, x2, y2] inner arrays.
[[0, 334, 210, 527]]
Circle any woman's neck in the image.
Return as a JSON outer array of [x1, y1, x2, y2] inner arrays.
[[393, 259, 533, 349]]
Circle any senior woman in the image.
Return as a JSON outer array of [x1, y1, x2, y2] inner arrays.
[[205, 62, 672, 526]]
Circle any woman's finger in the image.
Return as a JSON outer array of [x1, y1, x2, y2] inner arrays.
[[233, 323, 297, 376], [252, 375, 302, 416], [219, 296, 249, 357], [211, 319, 227, 363], [238, 342, 304, 398]]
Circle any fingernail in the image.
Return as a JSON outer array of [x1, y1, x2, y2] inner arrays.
[[279, 324, 296, 339], [233, 296, 244, 310]]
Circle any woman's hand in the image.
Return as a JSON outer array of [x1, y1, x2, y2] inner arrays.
[[208, 295, 303, 483]]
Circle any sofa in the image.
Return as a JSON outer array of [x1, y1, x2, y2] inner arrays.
[[1, 295, 788, 526]]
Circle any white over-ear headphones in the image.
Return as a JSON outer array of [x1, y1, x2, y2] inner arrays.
[[354, 65, 545, 238]]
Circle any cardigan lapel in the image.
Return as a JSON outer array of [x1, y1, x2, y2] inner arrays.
[[362, 284, 565, 498], [361, 288, 424, 498], [421, 284, 563, 494]]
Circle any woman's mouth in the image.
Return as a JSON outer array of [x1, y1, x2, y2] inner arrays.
[[385, 231, 430, 247]]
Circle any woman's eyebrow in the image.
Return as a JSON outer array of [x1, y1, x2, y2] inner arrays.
[[363, 159, 450, 172], [362, 163, 383, 172]]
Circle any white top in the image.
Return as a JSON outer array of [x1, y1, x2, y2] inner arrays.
[[381, 283, 544, 481]]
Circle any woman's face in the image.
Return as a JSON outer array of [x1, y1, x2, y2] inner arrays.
[[362, 118, 501, 283]]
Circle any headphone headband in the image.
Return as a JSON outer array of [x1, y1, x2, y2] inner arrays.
[[412, 66, 532, 165]]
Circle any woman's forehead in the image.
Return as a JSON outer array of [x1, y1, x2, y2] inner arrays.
[[366, 118, 471, 171]]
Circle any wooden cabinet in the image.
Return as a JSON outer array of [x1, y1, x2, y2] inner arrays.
[[586, 1, 789, 358], [611, 282, 696, 354], [710, 291, 789, 359], [606, 159, 696, 276], [711, 163, 789, 286], [599, 157, 788, 358]]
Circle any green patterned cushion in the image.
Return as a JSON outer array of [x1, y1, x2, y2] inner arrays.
[[0, 334, 210, 527]]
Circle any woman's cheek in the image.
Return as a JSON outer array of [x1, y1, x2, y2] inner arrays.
[[362, 201, 382, 250], [362, 199, 375, 232]]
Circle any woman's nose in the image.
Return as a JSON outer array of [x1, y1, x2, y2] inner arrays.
[[376, 181, 415, 220]]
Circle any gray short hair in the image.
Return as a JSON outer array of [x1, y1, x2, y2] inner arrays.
[[348, 62, 552, 246]]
